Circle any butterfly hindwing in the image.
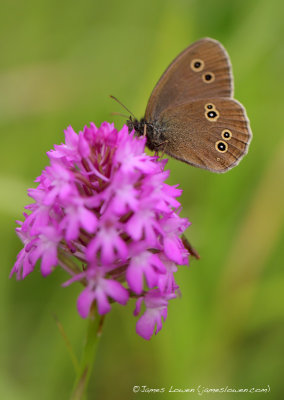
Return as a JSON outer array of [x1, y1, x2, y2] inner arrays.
[[157, 97, 252, 172]]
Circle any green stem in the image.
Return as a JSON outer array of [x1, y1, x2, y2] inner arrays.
[[70, 306, 104, 400]]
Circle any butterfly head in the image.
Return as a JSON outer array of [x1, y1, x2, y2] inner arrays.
[[127, 117, 166, 152], [126, 116, 144, 136]]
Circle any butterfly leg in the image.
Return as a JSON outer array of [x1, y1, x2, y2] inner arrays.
[[181, 234, 200, 260], [143, 123, 147, 137], [154, 140, 169, 158]]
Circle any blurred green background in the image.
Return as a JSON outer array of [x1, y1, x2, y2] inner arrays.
[[1, 0, 283, 399]]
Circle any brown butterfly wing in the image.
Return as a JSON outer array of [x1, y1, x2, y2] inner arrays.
[[145, 38, 233, 122], [157, 98, 252, 173]]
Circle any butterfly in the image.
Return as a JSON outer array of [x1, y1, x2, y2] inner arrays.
[[125, 38, 252, 173]]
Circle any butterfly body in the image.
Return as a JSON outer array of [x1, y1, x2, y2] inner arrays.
[[127, 38, 252, 173], [127, 118, 167, 151]]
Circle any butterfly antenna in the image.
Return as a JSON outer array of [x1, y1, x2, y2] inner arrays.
[[110, 95, 137, 120], [111, 111, 130, 119]]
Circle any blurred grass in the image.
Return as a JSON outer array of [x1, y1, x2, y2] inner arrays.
[[1, 0, 284, 399]]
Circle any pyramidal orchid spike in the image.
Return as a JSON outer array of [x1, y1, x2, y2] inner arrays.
[[11, 121, 192, 340]]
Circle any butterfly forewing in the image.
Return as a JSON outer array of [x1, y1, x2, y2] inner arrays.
[[158, 98, 252, 172], [145, 38, 233, 122]]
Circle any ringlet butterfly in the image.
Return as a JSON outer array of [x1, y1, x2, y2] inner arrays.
[[125, 38, 252, 173]]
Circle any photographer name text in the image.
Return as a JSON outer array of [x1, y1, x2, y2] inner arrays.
[[132, 385, 271, 395]]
